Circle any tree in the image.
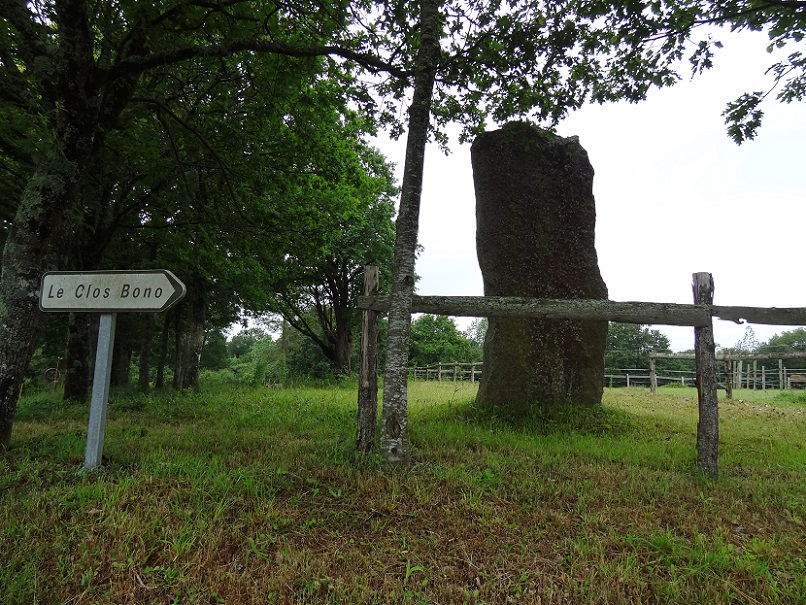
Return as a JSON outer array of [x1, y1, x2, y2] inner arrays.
[[267, 146, 397, 376], [757, 327, 806, 371], [227, 328, 270, 360], [409, 315, 477, 367], [374, 0, 728, 464], [463, 318, 488, 352], [606, 323, 672, 370], [760, 327, 806, 353], [200, 330, 229, 371]]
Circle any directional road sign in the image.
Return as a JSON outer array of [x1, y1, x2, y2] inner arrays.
[[40, 270, 186, 313]]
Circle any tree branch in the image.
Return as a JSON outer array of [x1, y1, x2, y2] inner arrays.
[[105, 39, 410, 83]]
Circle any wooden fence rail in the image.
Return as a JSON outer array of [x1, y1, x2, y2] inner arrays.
[[648, 351, 806, 395], [358, 295, 806, 327], [410, 362, 483, 383], [409, 364, 806, 390], [358, 268, 806, 479]]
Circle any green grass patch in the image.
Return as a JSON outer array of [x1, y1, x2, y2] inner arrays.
[[2, 383, 805, 604]]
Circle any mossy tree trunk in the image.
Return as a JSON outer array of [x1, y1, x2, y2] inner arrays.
[[0, 0, 134, 448], [138, 314, 155, 391], [380, 0, 440, 466], [0, 38, 99, 446], [63, 313, 93, 403]]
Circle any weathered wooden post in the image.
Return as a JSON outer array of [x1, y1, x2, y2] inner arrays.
[[357, 266, 380, 453], [693, 272, 719, 479]]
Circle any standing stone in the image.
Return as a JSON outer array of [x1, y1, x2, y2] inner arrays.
[[472, 122, 608, 415]]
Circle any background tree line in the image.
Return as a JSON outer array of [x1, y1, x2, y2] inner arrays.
[[25, 313, 488, 391]]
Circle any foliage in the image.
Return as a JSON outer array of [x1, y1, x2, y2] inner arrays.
[[462, 317, 488, 349], [267, 153, 398, 375], [610, 0, 806, 143], [2, 0, 800, 450], [409, 315, 481, 366], [606, 323, 672, 369], [199, 330, 229, 371], [759, 326, 806, 354], [756, 326, 806, 371], [227, 328, 273, 360]]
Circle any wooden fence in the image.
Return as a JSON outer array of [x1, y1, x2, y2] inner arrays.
[[409, 362, 806, 391], [649, 351, 806, 395], [410, 362, 482, 383], [357, 269, 806, 478]]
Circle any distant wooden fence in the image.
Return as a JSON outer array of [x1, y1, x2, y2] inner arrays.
[[649, 352, 806, 396], [410, 362, 482, 383], [357, 268, 806, 478], [410, 362, 806, 391]]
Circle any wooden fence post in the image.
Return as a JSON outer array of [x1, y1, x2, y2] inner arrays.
[[649, 354, 657, 393], [356, 266, 380, 453], [693, 272, 719, 479]]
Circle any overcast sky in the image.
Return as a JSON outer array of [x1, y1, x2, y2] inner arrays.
[[377, 30, 806, 352]]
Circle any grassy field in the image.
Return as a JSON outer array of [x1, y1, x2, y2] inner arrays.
[[1, 382, 805, 604]]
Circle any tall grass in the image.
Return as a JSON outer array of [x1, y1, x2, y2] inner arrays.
[[2, 383, 804, 604]]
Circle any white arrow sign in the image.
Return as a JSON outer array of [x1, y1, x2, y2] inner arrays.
[[40, 270, 186, 313]]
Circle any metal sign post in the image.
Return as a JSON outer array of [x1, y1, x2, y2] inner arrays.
[[39, 270, 186, 472], [84, 313, 117, 471]]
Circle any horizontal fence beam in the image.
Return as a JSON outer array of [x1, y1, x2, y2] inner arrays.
[[357, 296, 806, 327], [358, 296, 712, 326], [713, 306, 806, 325]]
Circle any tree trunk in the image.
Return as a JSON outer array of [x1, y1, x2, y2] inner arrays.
[[138, 314, 155, 391], [63, 313, 93, 403], [333, 305, 353, 375], [111, 315, 134, 387], [172, 310, 185, 390], [380, 0, 441, 466], [0, 2, 102, 447], [179, 283, 206, 389], [155, 314, 171, 389], [0, 153, 94, 447]]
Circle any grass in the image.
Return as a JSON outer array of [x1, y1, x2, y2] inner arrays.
[[1, 382, 805, 604]]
